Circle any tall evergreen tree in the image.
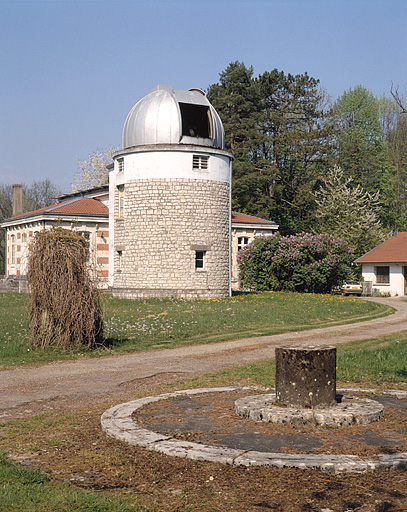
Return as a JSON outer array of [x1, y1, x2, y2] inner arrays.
[[207, 63, 333, 234], [207, 62, 261, 188], [255, 70, 334, 233]]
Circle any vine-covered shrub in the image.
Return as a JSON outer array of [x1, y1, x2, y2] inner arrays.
[[27, 227, 104, 349], [238, 232, 355, 293]]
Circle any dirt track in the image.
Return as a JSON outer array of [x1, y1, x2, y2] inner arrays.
[[1, 297, 406, 419]]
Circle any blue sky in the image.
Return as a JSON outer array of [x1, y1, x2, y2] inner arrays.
[[1, 0, 406, 193]]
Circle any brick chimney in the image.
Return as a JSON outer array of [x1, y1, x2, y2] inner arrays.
[[12, 184, 23, 216]]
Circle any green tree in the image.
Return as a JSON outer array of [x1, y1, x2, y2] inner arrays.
[[386, 102, 407, 230], [254, 70, 334, 233], [330, 86, 407, 230], [207, 62, 262, 208], [313, 166, 387, 258], [207, 63, 333, 234], [333, 86, 389, 193]]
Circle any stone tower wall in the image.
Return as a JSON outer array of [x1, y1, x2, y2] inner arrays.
[[112, 178, 230, 299]]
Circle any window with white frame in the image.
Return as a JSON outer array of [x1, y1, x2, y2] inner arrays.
[[192, 155, 209, 170], [117, 158, 124, 173], [117, 185, 124, 218], [238, 236, 250, 251], [375, 266, 389, 284], [195, 250, 205, 270]]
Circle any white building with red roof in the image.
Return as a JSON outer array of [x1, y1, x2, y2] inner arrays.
[[1, 184, 278, 291], [355, 232, 407, 296], [2, 186, 109, 287]]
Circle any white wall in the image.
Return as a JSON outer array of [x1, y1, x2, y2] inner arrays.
[[362, 263, 406, 296], [113, 147, 231, 185], [109, 145, 232, 289]]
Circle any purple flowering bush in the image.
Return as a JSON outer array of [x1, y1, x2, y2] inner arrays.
[[238, 232, 355, 293]]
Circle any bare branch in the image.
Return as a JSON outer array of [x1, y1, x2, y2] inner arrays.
[[391, 83, 407, 114], [71, 146, 118, 191]]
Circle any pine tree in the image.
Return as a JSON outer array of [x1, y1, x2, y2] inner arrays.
[[207, 63, 333, 234]]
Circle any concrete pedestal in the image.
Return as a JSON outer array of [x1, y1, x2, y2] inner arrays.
[[275, 345, 336, 409]]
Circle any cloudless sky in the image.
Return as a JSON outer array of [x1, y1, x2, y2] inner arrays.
[[1, 0, 406, 192]]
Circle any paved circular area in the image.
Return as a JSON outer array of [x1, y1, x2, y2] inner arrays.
[[234, 393, 384, 426], [101, 386, 407, 473]]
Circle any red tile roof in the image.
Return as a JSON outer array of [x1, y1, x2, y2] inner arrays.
[[5, 201, 276, 228], [4, 198, 108, 222], [232, 212, 277, 225], [53, 198, 108, 215], [355, 232, 407, 263]]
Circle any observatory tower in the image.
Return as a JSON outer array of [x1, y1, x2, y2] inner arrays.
[[109, 84, 233, 299]]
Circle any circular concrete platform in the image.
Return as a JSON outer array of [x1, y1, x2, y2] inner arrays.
[[234, 393, 384, 426], [101, 386, 407, 473]]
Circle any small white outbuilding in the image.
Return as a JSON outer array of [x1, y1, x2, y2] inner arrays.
[[355, 232, 407, 296]]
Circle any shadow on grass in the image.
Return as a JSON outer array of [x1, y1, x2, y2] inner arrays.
[[396, 367, 407, 377]]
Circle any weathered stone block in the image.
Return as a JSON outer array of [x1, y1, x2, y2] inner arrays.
[[275, 345, 336, 408]]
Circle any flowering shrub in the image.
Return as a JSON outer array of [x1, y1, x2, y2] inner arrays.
[[238, 233, 355, 293]]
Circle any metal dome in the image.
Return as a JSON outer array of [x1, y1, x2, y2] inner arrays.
[[122, 84, 225, 150]]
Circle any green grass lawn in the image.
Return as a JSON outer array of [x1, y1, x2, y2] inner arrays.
[[184, 332, 407, 390], [0, 291, 391, 367]]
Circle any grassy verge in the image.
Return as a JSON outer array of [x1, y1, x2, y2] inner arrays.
[[0, 452, 144, 512], [0, 291, 392, 367], [174, 332, 407, 391]]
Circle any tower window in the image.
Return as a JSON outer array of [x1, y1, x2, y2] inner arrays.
[[179, 103, 210, 138], [117, 185, 124, 218], [195, 251, 205, 270], [117, 158, 124, 173], [193, 155, 209, 170]]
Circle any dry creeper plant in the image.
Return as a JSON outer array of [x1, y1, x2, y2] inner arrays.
[[27, 227, 104, 349]]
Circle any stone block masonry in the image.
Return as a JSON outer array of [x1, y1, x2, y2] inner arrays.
[[112, 178, 230, 299]]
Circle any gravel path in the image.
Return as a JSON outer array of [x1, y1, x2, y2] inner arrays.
[[1, 297, 406, 419]]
